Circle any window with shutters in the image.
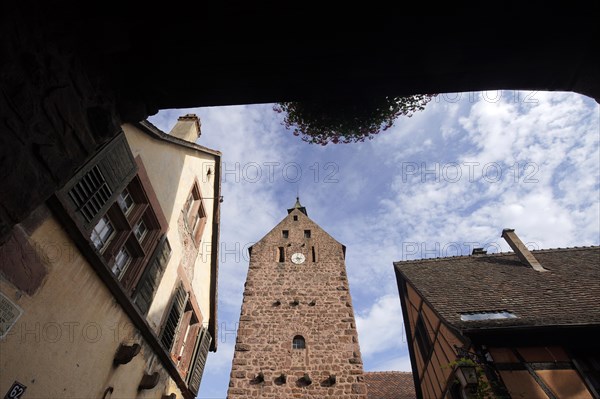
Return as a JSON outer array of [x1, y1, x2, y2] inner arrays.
[[68, 165, 113, 224], [183, 182, 207, 246], [133, 236, 171, 315], [161, 282, 188, 351], [91, 176, 162, 292], [187, 326, 212, 395], [160, 281, 211, 394], [54, 133, 167, 297]]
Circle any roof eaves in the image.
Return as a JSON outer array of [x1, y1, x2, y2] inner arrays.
[[135, 120, 222, 156]]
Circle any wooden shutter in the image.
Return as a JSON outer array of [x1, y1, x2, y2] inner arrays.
[[179, 323, 201, 378], [186, 327, 212, 395], [56, 132, 137, 233], [133, 235, 171, 315], [160, 282, 188, 352]]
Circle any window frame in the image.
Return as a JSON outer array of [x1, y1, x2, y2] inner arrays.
[[54, 137, 170, 297], [415, 312, 432, 360], [112, 245, 133, 279], [183, 181, 207, 246], [117, 188, 135, 215], [96, 176, 162, 292], [90, 215, 116, 252], [292, 335, 306, 350], [160, 278, 210, 389]]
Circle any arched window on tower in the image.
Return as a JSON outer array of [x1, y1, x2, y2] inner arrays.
[[292, 335, 306, 349]]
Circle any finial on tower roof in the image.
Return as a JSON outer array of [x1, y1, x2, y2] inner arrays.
[[287, 197, 307, 216]]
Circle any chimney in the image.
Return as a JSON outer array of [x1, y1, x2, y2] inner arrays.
[[501, 228, 548, 272], [169, 114, 201, 142]]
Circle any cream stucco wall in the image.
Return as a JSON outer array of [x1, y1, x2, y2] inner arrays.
[[0, 212, 182, 399], [122, 124, 217, 332]]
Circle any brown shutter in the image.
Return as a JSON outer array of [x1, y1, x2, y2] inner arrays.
[[133, 236, 171, 315], [179, 323, 201, 378], [173, 310, 193, 366], [193, 213, 207, 244], [160, 283, 188, 352], [56, 133, 137, 234], [186, 327, 212, 395]]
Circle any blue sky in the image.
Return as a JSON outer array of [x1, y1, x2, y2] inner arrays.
[[148, 90, 600, 399]]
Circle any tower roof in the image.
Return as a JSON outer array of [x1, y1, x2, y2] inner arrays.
[[287, 197, 307, 216]]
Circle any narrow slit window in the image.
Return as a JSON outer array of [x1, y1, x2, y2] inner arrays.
[[278, 247, 284, 262], [282, 230, 289, 239], [304, 230, 311, 238], [311, 246, 316, 262], [415, 313, 432, 359], [292, 335, 305, 349]]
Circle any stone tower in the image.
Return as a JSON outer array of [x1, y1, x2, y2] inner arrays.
[[227, 199, 367, 398]]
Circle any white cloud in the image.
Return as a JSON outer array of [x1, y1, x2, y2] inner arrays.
[[147, 91, 599, 397], [204, 340, 235, 374], [355, 295, 406, 359]]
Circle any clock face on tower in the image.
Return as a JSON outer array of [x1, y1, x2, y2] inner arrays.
[[291, 252, 305, 264]]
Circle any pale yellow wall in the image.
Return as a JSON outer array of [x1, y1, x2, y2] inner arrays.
[[122, 124, 217, 332], [0, 213, 182, 399]]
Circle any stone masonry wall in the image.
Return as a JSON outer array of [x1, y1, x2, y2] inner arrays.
[[227, 208, 367, 398]]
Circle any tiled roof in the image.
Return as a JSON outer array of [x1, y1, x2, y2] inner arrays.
[[394, 246, 600, 331], [364, 371, 416, 399]]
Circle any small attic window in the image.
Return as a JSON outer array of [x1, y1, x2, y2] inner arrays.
[[293, 215, 298, 221], [460, 311, 517, 321]]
